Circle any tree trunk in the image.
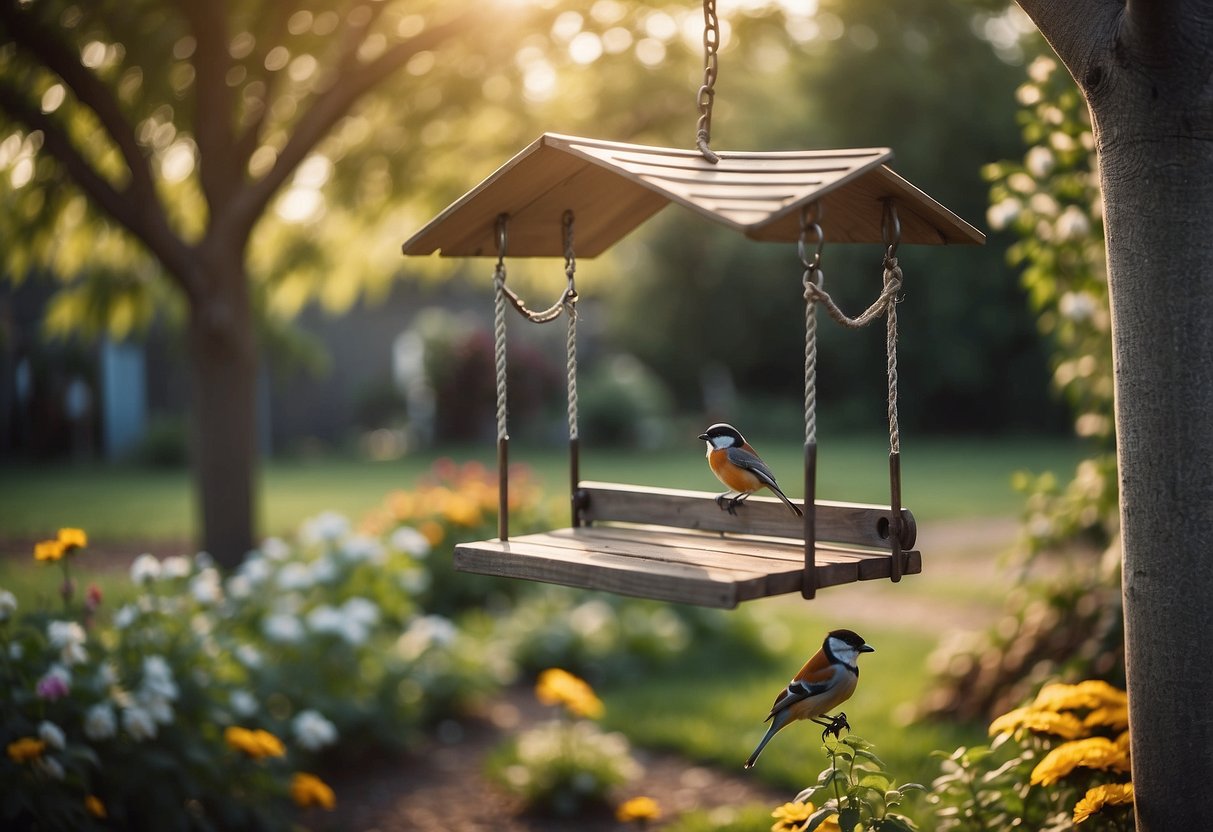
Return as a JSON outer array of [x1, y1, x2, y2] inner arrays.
[[1087, 18, 1213, 830], [186, 249, 258, 569]]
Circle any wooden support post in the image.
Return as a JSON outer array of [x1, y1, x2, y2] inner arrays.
[[888, 451, 903, 582], [570, 437, 581, 527], [498, 436, 509, 541], [802, 440, 818, 598]]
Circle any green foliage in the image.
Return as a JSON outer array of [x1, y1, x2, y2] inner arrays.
[[923, 44, 1125, 722], [931, 680, 1133, 831], [791, 735, 925, 831], [134, 414, 188, 468]]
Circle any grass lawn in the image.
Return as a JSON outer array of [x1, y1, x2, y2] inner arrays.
[[0, 434, 1085, 548]]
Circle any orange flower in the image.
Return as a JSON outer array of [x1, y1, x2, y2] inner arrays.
[[85, 795, 107, 819], [57, 528, 88, 551], [224, 726, 286, 759], [34, 540, 66, 562], [616, 796, 662, 822], [535, 668, 604, 719], [7, 737, 46, 763], [291, 772, 336, 810]]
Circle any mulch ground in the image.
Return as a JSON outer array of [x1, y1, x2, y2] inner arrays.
[[300, 688, 789, 832]]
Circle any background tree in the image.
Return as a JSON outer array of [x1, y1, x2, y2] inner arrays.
[[1012, 1, 1213, 828], [0, 0, 551, 565]]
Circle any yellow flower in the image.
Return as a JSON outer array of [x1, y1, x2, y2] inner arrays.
[[1033, 680, 1127, 713], [616, 796, 662, 823], [1073, 782, 1134, 824], [224, 726, 286, 759], [443, 494, 482, 527], [7, 737, 46, 763], [57, 528, 88, 551], [989, 706, 1086, 740], [1030, 737, 1131, 786], [1083, 704, 1129, 731], [290, 772, 336, 810], [85, 795, 107, 819], [420, 520, 445, 546], [34, 539, 66, 562], [771, 801, 839, 832], [535, 668, 605, 719]]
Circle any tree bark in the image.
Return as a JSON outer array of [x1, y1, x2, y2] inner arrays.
[[1017, 2, 1213, 827], [185, 247, 259, 568]]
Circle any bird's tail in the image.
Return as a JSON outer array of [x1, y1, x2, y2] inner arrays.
[[769, 484, 804, 517], [743, 722, 780, 770]]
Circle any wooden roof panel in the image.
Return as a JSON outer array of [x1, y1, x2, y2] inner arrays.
[[402, 133, 984, 258]]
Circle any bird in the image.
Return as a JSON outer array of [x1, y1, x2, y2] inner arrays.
[[744, 628, 875, 769], [698, 423, 803, 517]]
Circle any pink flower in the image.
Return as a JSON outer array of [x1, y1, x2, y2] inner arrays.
[[35, 668, 70, 701]]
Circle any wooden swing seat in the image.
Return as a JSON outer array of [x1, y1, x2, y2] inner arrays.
[[454, 481, 919, 609]]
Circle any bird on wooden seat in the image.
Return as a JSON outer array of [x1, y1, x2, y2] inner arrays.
[[744, 629, 874, 769], [698, 423, 803, 517]]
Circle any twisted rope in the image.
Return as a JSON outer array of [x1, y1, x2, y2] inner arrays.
[[803, 265, 821, 445], [884, 255, 901, 455], [493, 258, 509, 442], [562, 213, 580, 441]]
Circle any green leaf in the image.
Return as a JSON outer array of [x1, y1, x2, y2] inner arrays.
[[838, 806, 862, 831], [854, 747, 888, 768], [877, 814, 919, 832], [858, 773, 893, 792], [805, 805, 841, 832]]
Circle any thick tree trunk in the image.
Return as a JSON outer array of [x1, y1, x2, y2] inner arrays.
[[1086, 14, 1213, 830], [1015, 3, 1213, 826], [185, 249, 258, 569]]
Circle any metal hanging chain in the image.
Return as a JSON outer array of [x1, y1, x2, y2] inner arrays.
[[696, 0, 721, 164]]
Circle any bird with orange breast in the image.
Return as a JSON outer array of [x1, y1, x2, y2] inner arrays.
[[698, 423, 803, 517], [744, 629, 874, 769]]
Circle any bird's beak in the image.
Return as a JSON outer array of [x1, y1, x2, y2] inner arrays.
[[860, 644, 875, 653], [697, 433, 709, 441]]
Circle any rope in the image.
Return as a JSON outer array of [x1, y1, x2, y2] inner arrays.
[[493, 257, 508, 442], [491, 212, 580, 444], [884, 254, 901, 455], [799, 212, 824, 445]]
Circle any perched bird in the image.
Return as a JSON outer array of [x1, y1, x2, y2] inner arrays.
[[744, 629, 874, 769], [698, 423, 803, 516]]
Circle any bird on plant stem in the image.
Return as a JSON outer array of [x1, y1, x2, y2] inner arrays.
[[744, 629, 874, 770], [698, 423, 803, 517]]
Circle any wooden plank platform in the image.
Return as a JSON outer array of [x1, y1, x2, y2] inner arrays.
[[455, 525, 920, 609]]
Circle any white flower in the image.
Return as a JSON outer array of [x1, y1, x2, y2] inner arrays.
[[130, 554, 161, 584], [38, 721, 66, 750], [35, 756, 65, 780], [1059, 290, 1098, 322], [399, 569, 431, 595], [340, 535, 385, 564], [263, 613, 305, 644], [986, 197, 1021, 231], [339, 619, 370, 646], [160, 555, 191, 579], [342, 597, 380, 627], [235, 644, 263, 668], [225, 574, 253, 600], [95, 662, 118, 688], [47, 620, 86, 648], [229, 690, 258, 717], [1055, 204, 1091, 241], [276, 563, 314, 591], [259, 537, 291, 561], [390, 526, 432, 558], [292, 709, 338, 751], [189, 567, 224, 605], [114, 604, 139, 629], [84, 704, 117, 740], [310, 556, 339, 584], [122, 705, 158, 741], [138, 692, 175, 725], [0, 588, 17, 622], [300, 511, 350, 546], [306, 605, 344, 635], [396, 615, 457, 660], [141, 656, 179, 701], [1025, 145, 1054, 178], [238, 556, 272, 586]]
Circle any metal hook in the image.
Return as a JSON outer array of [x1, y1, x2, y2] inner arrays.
[[881, 199, 901, 257], [798, 204, 825, 273], [495, 213, 509, 262]]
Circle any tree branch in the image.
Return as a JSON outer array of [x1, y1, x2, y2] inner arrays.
[[231, 0, 300, 173], [1015, 0, 1122, 90], [0, 0, 160, 207], [180, 0, 237, 211], [0, 81, 198, 302], [227, 9, 477, 240]]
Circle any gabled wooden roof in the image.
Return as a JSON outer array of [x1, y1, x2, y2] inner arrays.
[[402, 133, 984, 258]]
